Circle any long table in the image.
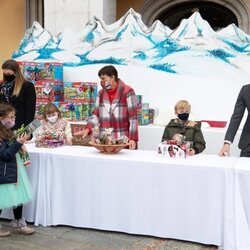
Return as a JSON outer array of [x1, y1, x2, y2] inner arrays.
[[1, 144, 250, 250]]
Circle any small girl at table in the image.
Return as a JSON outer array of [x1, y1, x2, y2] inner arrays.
[[0, 103, 34, 236], [32, 103, 72, 147]]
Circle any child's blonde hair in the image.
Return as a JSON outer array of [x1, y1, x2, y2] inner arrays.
[[174, 100, 191, 112], [43, 103, 61, 121]]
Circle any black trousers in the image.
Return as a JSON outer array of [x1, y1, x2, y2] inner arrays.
[[240, 145, 250, 157], [0, 205, 23, 220]]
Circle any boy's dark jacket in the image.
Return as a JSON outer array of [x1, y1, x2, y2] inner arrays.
[[0, 139, 22, 184], [161, 119, 206, 154]]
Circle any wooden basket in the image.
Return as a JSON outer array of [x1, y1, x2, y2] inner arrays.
[[89, 142, 129, 154]]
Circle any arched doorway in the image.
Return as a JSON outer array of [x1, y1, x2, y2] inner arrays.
[[158, 1, 238, 30], [140, 0, 250, 33]]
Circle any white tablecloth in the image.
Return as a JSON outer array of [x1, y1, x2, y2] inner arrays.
[[138, 125, 241, 156], [2, 144, 250, 250], [232, 158, 250, 249]]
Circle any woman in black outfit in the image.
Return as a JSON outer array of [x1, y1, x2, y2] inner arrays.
[[0, 59, 36, 235]]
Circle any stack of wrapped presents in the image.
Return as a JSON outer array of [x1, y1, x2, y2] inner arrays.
[[18, 61, 97, 121]]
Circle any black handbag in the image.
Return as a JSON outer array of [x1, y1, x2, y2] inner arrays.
[[0, 161, 17, 184]]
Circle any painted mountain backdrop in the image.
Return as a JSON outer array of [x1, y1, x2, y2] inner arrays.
[[12, 8, 250, 75], [10, 8, 250, 123]]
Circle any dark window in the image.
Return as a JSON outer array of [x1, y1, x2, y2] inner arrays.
[[26, 0, 44, 28], [158, 1, 238, 30]]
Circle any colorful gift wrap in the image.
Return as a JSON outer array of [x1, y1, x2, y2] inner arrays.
[[18, 61, 63, 82], [35, 80, 64, 102], [136, 95, 142, 108], [35, 101, 49, 120], [70, 123, 92, 146], [142, 108, 149, 125], [35, 101, 96, 121], [35, 132, 65, 148], [142, 103, 149, 109], [39, 62, 63, 81], [18, 61, 42, 82], [158, 141, 192, 159], [138, 103, 150, 125], [54, 101, 95, 121], [64, 82, 97, 103], [149, 108, 155, 124]]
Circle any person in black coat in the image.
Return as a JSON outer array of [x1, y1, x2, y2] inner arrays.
[[0, 59, 36, 130], [219, 84, 250, 157], [0, 59, 36, 234]]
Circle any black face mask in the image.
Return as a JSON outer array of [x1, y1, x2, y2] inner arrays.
[[177, 112, 189, 121], [4, 74, 15, 83]]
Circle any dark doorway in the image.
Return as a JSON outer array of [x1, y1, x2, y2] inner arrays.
[[158, 1, 238, 30]]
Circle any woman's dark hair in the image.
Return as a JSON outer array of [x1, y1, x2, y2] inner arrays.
[[43, 103, 61, 121], [98, 65, 118, 81], [0, 103, 15, 139], [2, 59, 25, 96]]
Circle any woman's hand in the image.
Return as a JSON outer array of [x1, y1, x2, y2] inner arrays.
[[129, 140, 136, 150], [74, 128, 90, 139]]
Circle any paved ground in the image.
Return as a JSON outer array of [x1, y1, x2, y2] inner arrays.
[[0, 220, 218, 250]]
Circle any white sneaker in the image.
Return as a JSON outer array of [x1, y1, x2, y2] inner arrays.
[[17, 218, 35, 235], [0, 224, 10, 237], [10, 218, 35, 235]]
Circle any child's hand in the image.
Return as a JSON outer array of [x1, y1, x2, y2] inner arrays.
[[25, 140, 35, 144], [65, 137, 72, 145], [188, 148, 196, 156], [17, 133, 29, 144], [19, 145, 28, 154]]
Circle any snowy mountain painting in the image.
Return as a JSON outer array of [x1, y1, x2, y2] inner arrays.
[[12, 9, 250, 122]]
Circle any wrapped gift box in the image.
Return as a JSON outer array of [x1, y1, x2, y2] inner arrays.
[[39, 62, 63, 81], [136, 95, 142, 108], [70, 123, 92, 146], [35, 101, 95, 121], [35, 80, 64, 102], [54, 101, 95, 121], [149, 108, 155, 124], [64, 82, 97, 103], [138, 103, 150, 125], [18, 61, 63, 82], [35, 101, 50, 120], [18, 61, 42, 82], [158, 141, 192, 158]]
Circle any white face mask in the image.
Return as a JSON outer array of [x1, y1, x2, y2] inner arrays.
[[47, 114, 58, 123]]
